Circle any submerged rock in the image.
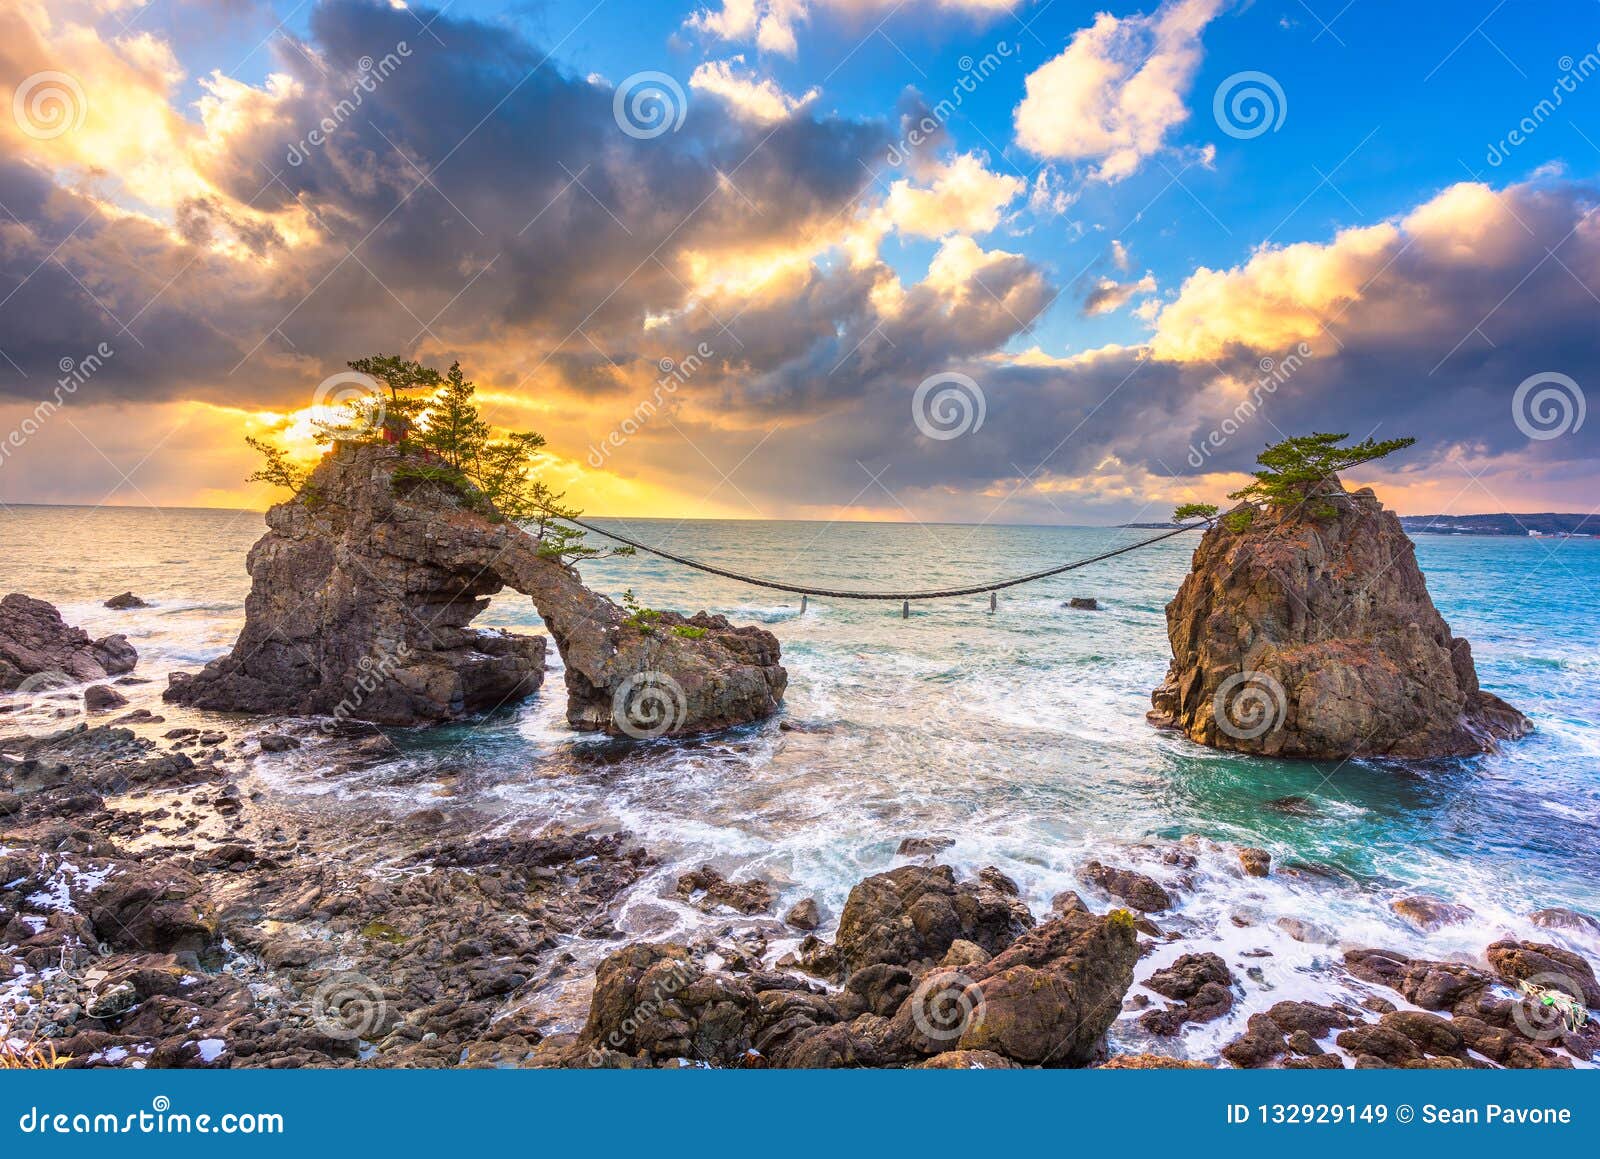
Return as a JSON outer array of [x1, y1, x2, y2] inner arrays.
[[104, 592, 149, 609], [165, 443, 784, 734], [0, 593, 138, 689], [1148, 478, 1530, 758]]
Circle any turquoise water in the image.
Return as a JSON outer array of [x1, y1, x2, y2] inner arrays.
[[2, 506, 1597, 1043]]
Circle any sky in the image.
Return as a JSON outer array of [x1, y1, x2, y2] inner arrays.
[[0, 0, 1596, 524]]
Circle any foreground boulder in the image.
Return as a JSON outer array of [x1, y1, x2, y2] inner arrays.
[[0, 593, 137, 689], [568, 866, 1137, 1069], [166, 443, 785, 733], [1148, 478, 1529, 758]]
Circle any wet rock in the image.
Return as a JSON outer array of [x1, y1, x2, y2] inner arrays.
[[104, 592, 149, 610], [834, 864, 1033, 975], [955, 910, 1139, 1066], [1528, 907, 1600, 937], [783, 897, 820, 931], [1265, 1001, 1351, 1038], [1100, 1053, 1211, 1069], [1147, 478, 1530, 758], [0, 593, 138, 687], [1138, 952, 1236, 1034], [674, 865, 774, 916], [1222, 1013, 1288, 1068], [917, 1049, 1020, 1069], [1239, 848, 1271, 877], [1336, 1023, 1421, 1066], [1343, 948, 1492, 1011], [1273, 916, 1336, 945], [83, 685, 128, 713], [896, 836, 954, 857], [1391, 895, 1474, 931], [258, 734, 300, 753], [1065, 597, 1099, 610], [1486, 939, 1600, 1008], [1266, 796, 1318, 817], [1380, 1010, 1465, 1058], [574, 943, 757, 1067], [166, 443, 782, 735], [1080, 860, 1171, 912]]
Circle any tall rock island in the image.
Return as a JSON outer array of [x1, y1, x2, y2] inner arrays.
[[166, 443, 785, 735], [1148, 478, 1530, 759]]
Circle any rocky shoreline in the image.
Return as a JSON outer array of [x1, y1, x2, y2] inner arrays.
[[3, 716, 1596, 1069]]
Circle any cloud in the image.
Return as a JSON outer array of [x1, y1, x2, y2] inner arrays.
[[686, 0, 1022, 59], [1082, 273, 1157, 316], [1014, 0, 1225, 182], [689, 56, 819, 123], [880, 152, 1023, 238]]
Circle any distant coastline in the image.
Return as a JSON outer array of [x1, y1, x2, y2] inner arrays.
[[1125, 513, 1599, 537]]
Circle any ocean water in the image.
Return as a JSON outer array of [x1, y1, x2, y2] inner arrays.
[[3, 505, 1598, 1049]]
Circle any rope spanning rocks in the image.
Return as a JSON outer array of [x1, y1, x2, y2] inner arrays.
[[1149, 477, 1530, 759], [164, 443, 785, 735]]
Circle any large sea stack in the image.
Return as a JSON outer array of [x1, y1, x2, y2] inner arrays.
[[1148, 478, 1530, 759], [166, 442, 786, 734]]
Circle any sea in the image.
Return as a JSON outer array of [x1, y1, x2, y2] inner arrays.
[[2, 505, 1598, 1052]]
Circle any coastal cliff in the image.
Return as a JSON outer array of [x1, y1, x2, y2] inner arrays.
[[165, 442, 785, 736], [1149, 477, 1530, 759]]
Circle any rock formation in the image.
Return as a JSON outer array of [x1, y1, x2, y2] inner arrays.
[[0, 593, 137, 689], [1149, 478, 1529, 758], [166, 442, 785, 734]]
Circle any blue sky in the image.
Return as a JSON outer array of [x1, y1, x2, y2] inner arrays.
[[1, 1, 1596, 520]]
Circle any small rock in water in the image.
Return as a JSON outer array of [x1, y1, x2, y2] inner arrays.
[[103, 592, 149, 609], [1064, 597, 1099, 610], [1528, 907, 1600, 937], [1080, 859, 1171, 913], [1274, 916, 1336, 945], [896, 835, 955, 857], [258, 733, 301, 753], [1239, 847, 1271, 877], [84, 684, 129, 713], [1391, 895, 1474, 931], [784, 897, 821, 931], [1265, 795, 1319, 817]]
